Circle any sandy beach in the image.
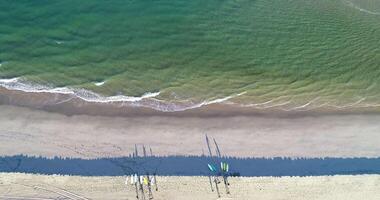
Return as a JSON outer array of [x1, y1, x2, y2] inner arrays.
[[1, 104, 380, 159], [1, 1, 380, 198], [1, 88, 380, 199], [1, 173, 380, 200]]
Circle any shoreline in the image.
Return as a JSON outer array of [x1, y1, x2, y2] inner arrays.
[[1, 86, 380, 118]]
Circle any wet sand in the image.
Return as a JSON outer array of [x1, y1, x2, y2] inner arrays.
[[1, 104, 380, 158], [1, 173, 380, 200]]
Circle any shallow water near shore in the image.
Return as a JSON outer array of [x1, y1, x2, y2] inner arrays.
[[1, 0, 380, 111]]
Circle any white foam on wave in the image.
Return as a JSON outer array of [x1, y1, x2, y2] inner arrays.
[[55, 40, 64, 45], [0, 61, 8, 68], [260, 101, 291, 109], [240, 95, 292, 109], [328, 97, 367, 109], [245, 99, 276, 106], [0, 78, 75, 95], [283, 97, 320, 111], [2, 78, 380, 112], [0, 77, 161, 103], [204, 91, 247, 105], [146, 91, 249, 111], [232, 95, 380, 112], [344, 0, 380, 15], [0, 77, 19, 83], [83, 91, 161, 103], [94, 81, 106, 86]]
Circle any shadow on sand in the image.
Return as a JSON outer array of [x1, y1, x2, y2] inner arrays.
[[1, 155, 379, 177]]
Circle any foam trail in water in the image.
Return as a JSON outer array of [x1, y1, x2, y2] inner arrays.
[[328, 97, 367, 109], [154, 91, 249, 112], [261, 101, 292, 109], [343, 0, 380, 15], [55, 40, 64, 45], [284, 97, 320, 111], [245, 99, 276, 106]]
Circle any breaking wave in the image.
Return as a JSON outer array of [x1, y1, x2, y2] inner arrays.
[[1, 78, 380, 112], [0, 78, 246, 112], [0, 78, 160, 102]]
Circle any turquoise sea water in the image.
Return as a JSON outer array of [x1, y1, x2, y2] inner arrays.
[[0, 0, 380, 111]]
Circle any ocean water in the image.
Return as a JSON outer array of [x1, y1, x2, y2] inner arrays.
[[0, 0, 380, 111]]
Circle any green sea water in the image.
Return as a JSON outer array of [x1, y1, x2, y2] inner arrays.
[[0, 0, 380, 110]]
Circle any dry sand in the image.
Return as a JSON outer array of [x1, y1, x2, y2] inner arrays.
[[1, 105, 380, 158], [1, 173, 380, 200]]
